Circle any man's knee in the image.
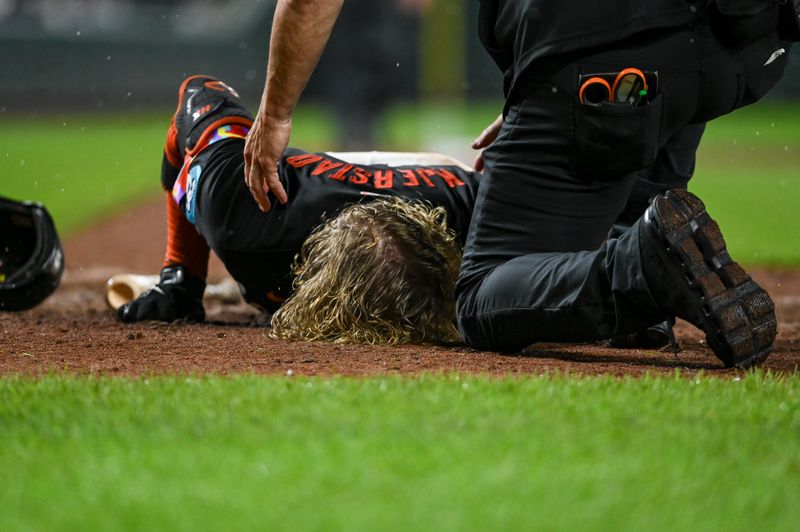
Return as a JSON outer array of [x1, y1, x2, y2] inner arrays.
[[457, 309, 529, 353], [456, 278, 530, 353]]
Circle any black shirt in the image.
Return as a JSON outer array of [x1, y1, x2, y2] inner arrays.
[[478, 0, 711, 100]]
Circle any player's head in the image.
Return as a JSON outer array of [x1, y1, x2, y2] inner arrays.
[[270, 198, 462, 345]]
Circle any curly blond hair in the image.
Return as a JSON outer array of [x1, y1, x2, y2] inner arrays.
[[269, 198, 462, 345]]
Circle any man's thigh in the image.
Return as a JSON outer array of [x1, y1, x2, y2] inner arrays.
[[612, 123, 706, 234], [458, 84, 637, 289], [458, 25, 724, 289]]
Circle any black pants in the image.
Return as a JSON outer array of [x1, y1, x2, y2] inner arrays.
[[456, 18, 790, 351]]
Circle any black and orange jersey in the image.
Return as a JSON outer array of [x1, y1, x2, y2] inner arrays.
[[187, 140, 481, 312]]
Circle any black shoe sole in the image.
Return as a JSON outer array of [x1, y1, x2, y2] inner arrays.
[[650, 189, 776, 369]]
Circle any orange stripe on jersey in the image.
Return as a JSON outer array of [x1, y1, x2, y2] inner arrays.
[[164, 116, 183, 169]]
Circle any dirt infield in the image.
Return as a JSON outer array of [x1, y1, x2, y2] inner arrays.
[[2, 197, 798, 377]]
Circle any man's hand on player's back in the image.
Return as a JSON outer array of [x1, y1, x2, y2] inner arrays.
[[244, 0, 344, 212], [244, 112, 291, 212]]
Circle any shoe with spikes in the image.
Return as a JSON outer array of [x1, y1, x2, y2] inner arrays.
[[639, 189, 776, 369]]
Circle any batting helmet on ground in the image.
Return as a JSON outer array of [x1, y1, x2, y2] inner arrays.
[[0, 196, 64, 311]]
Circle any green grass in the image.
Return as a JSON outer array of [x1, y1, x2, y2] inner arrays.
[[1, 374, 798, 531], [692, 103, 800, 265], [380, 101, 501, 150], [0, 107, 336, 235], [1, 114, 166, 235]]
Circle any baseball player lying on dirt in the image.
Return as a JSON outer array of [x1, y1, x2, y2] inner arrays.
[[119, 75, 679, 347], [117, 75, 480, 344]]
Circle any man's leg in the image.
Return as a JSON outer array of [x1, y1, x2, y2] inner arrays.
[[457, 127, 776, 368], [610, 124, 706, 239], [456, 23, 780, 367], [118, 76, 252, 322], [119, 75, 254, 323], [605, 123, 706, 348], [456, 81, 662, 349], [455, 27, 706, 349], [160, 75, 255, 278]]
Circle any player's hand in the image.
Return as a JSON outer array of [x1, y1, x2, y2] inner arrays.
[[244, 112, 291, 212], [117, 265, 205, 323], [471, 113, 503, 172]]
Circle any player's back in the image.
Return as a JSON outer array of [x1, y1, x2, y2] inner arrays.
[[192, 142, 481, 311]]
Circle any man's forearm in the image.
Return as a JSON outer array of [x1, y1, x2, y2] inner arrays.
[[244, 0, 343, 212], [261, 0, 344, 120]]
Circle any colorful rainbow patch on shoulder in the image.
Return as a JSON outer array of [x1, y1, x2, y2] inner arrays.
[[207, 124, 250, 144]]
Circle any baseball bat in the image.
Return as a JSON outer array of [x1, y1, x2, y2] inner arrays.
[[105, 274, 242, 310]]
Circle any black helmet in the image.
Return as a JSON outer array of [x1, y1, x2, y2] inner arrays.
[[0, 196, 64, 311]]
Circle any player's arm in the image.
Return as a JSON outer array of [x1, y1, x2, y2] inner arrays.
[[117, 164, 210, 323], [244, 0, 344, 212]]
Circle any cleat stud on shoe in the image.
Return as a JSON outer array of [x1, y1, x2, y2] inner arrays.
[[655, 196, 689, 231], [671, 189, 706, 215], [753, 323, 777, 350], [728, 336, 755, 359], [677, 235, 704, 263], [719, 303, 748, 332], [697, 272, 726, 299], [699, 219, 727, 254], [743, 290, 775, 321], [718, 262, 750, 287]]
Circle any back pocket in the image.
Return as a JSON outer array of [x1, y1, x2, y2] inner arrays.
[[573, 94, 663, 182]]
